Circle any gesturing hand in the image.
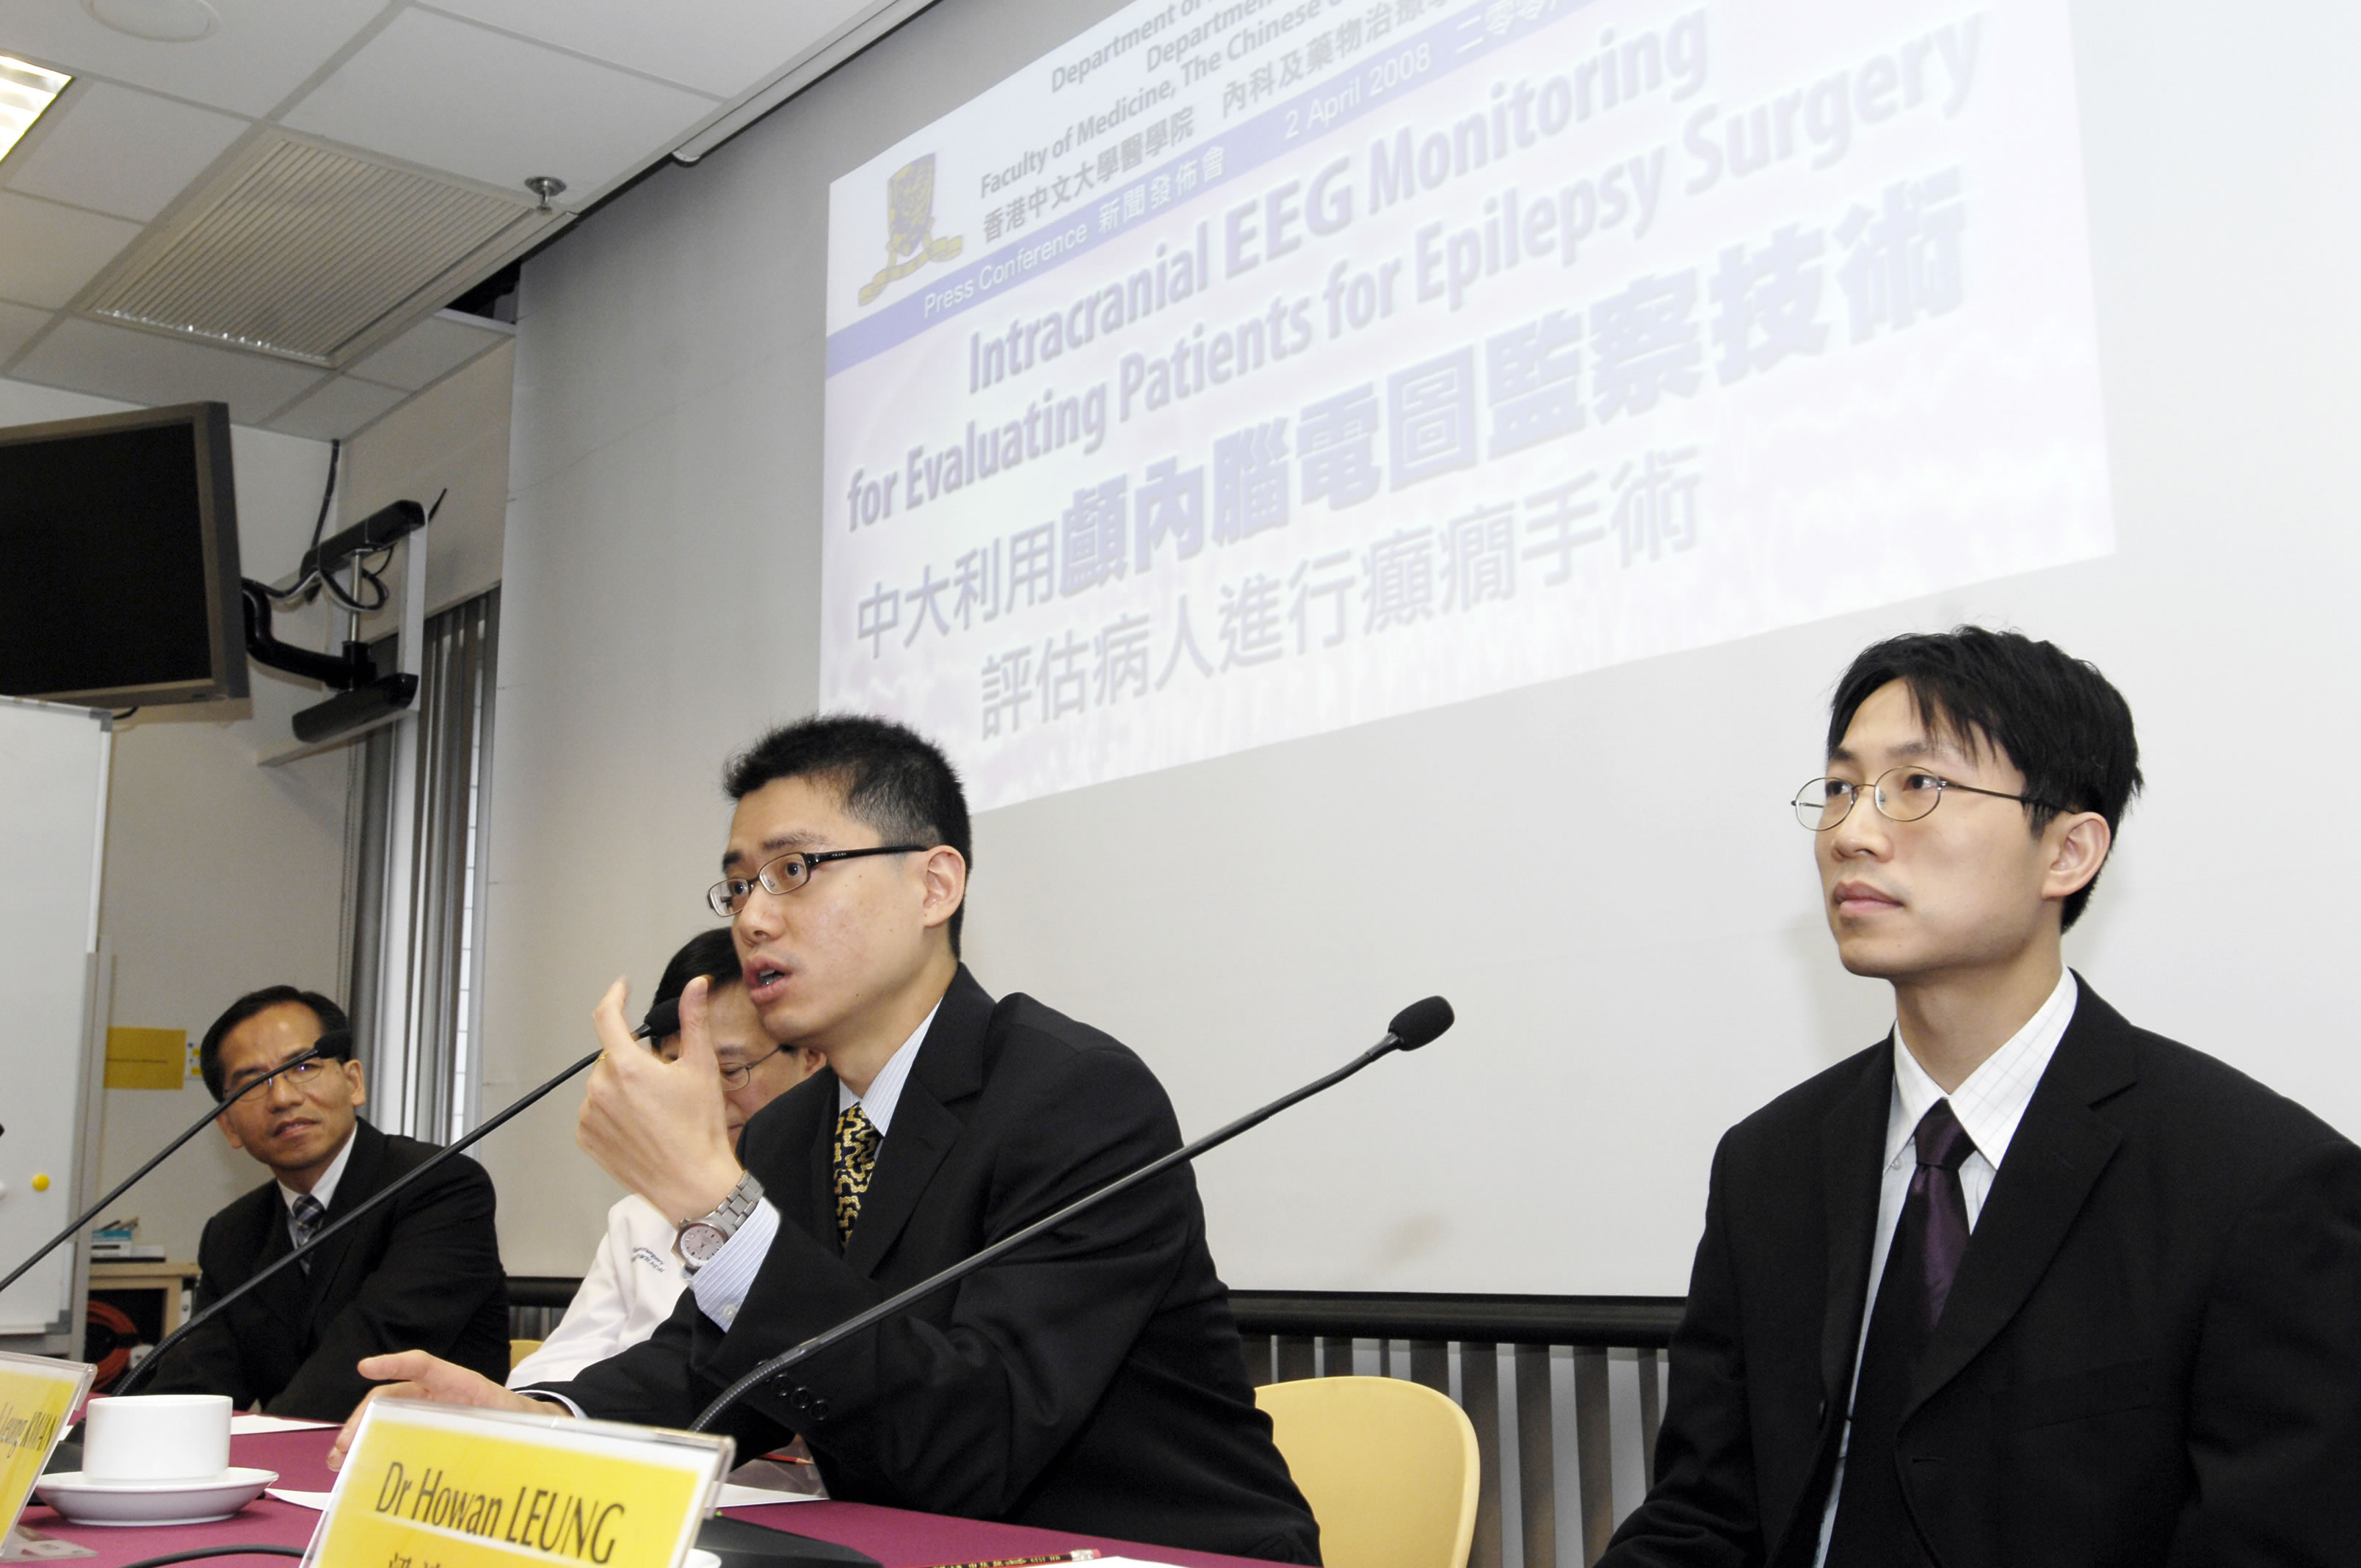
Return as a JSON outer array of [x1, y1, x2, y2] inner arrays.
[[576, 976, 742, 1224], [329, 1351, 562, 1469]]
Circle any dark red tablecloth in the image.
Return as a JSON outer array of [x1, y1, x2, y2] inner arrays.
[[21, 1428, 1272, 1568]]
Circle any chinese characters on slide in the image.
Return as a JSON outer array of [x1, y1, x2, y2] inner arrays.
[[822, 0, 2112, 808]]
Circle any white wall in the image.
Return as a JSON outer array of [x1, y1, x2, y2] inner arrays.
[[477, 0, 2361, 1290], [0, 377, 353, 1263], [342, 338, 515, 617]]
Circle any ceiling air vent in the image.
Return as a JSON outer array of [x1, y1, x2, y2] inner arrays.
[[76, 133, 564, 368]]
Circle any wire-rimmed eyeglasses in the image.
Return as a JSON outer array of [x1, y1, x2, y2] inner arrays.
[[707, 845, 928, 917], [1792, 769, 2052, 831]]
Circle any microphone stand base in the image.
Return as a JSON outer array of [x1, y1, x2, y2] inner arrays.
[[697, 1515, 880, 1568]]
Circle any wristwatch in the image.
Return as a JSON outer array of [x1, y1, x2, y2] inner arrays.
[[675, 1172, 764, 1270]]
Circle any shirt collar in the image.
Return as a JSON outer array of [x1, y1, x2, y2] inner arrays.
[[278, 1122, 358, 1213], [837, 1003, 940, 1138], [1887, 968, 2078, 1171]]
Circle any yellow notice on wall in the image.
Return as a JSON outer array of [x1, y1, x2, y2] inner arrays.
[[0, 1353, 95, 1539], [104, 1027, 187, 1090], [307, 1401, 733, 1568]]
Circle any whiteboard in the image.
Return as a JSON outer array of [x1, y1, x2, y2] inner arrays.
[[0, 697, 110, 1335]]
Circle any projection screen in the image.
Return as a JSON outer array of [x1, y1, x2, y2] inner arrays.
[[821, 0, 2110, 810]]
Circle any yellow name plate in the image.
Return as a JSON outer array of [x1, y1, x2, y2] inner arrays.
[[309, 1401, 734, 1568], [0, 1353, 94, 1539]]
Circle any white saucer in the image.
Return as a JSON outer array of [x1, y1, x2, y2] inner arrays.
[[32, 1468, 278, 1526]]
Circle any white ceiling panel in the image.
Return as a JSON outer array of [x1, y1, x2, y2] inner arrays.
[[264, 371, 407, 438], [347, 308, 509, 390], [425, 0, 879, 98], [11, 315, 323, 422], [0, 300, 55, 366], [0, 192, 144, 308], [282, 9, 718, 199], [2, 80, 250, 222], [0, 0, 395, 118]]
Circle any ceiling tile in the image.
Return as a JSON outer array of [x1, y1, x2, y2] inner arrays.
[[426, 0, 878, 98], [3, 79, 250, 222], [0, 0, 391, 118], [10, 316, 324, 423], [0, 300, 57, 367], [282, 10, 719, 200], [0, 192, 144, 308], [264, 373, 408, 438], [347, 309, 509, 391]]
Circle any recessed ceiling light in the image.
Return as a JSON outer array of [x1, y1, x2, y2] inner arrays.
[[0, 56, 72, 166], [82, 0, 221, 43]]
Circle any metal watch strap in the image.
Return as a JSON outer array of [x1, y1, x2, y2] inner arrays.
[[676, 1171, 763, 1270], [705, 1169, 763, 1231]]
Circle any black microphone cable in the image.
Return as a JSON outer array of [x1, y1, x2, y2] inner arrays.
[[688, 995, 1455, 1431], [0, 1041, 339, 1296], [113, 1047, 603, 1396]]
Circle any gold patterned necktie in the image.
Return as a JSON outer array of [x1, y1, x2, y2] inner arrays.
[[833, 1103, 880, 1249]]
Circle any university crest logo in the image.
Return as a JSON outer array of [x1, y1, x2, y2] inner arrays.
[[859, 154, 965, 306]]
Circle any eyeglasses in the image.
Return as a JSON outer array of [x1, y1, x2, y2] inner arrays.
[[221, 1056, 327, 1100], [1793, 768, 2052, 831], [707, 845, 929, 917], [719, 1044, 785, 1091]]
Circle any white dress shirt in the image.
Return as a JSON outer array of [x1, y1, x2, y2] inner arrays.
[[1811, 968, 2078, 1565], [277, 1125, 358, 1216], [506, 1194, 686, 1387], [685, 1002, 942, 1330]]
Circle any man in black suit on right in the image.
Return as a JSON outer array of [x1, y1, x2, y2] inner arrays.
[[1604, 627, 2361, 1567]]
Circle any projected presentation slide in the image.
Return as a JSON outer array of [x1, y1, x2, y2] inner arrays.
[[822, 0, 2112, 810]]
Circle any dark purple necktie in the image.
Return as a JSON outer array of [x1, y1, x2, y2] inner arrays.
[[1824, 1097, 1976, 1568]]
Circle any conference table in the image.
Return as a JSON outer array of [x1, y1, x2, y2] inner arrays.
[[22, 1426, 1274, 1568]]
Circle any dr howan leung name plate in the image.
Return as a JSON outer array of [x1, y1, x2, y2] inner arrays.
[[305, 1401, 733, 1568]]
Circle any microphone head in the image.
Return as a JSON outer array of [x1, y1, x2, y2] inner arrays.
[[312, 1028, 352, 1059], [1386, 996, 1455, 1050], [637, 996, 683, 1043]]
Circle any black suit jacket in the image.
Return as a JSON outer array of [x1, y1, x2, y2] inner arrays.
[[1603, 979, 2361, 1568], [145, 1118, 509, 1420], [537, 966, 1319, 1564]]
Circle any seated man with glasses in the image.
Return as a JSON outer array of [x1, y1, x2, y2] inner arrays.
[[1600, 628, 2361, 1568], [330, 715, 1319, 1564], [139, 987, 509, 1419], [509, 929, 822, 1387]]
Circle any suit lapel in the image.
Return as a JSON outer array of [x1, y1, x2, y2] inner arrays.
[[802, 1070, 841, 1244], [841, 966, 993, 1275], [242, 1190, 311, 1340], [1818, 1045, 1894, 1409], [1903, 979, 2136, 1417]]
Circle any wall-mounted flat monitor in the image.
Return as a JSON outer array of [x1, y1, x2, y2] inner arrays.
[[0, 402, 249, 708]]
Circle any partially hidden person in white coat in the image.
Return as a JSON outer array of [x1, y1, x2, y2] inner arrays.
[[509, 928, 821, 1386]]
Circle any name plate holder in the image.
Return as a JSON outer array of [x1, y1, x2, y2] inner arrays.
[[0, 1351, 96, 1562], [307, 1400, 735, 1568]]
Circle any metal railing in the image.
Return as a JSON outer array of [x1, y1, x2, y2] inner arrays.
[[508, 1279, 1684, 1568], [507, 1274, 579, 1342], [1234, 1292, 1685, 1568]]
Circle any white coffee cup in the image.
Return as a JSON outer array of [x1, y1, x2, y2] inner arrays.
[[82, 1393, 233, 1484]]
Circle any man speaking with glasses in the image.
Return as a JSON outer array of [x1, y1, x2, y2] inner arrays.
[[1600, 628, 2361, 1567], [139, 987, 510, 1418], [334, 716, 1318, 1564]]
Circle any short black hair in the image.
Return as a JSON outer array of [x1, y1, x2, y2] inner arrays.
[[723, 714, 972, 954], [199, 987, 352, 1101], [646, 928, 744, 1036], [1828, 626, 2142, 932]]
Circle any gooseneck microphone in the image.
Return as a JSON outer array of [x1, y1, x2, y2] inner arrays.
[[688, 995, 1456, 1432], [0, 1039, 338, 1297], [113, 1046, 604, 1395]]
